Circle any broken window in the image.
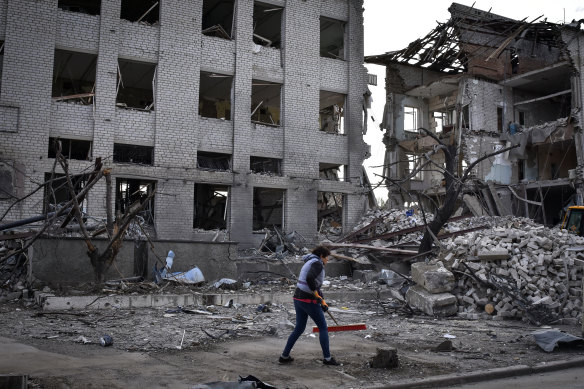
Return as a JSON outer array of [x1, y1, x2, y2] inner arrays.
[[320, 17, 345, 60], [407, 153, 423, 181], [0, 163, 14, 200], [193, 184, 229, 230], [113, 143, 153, 165], [317, 191, 343, 232], [253, 2, 283, 49], [202, 0, 234, 39], [432, 111, 444, 133], [44, 173, 86, 214], [319, 91, 345, 134], [197, 151, 231, 171], [404, 106, 419, 132], [319, 163, 346, 181], [250, 156, 282, 175], [251, 80, 281, 125], [199, 71, 232, 119], [58, 0, 100, 16], [117, 59, 157, 111], [253, 187, 284, 230], [52, 49, 97, 104], [120, 0, 159, 24], [48, 137, 92, 161], [116, 178, 155, 224]]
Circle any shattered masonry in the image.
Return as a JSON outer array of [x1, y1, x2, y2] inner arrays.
[[0, 0, 373, 248], [366, 2, 584, 226]]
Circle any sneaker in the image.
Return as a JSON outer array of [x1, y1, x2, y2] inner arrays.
[[323, 357, 340, 366], [279, 356, 294, 364]]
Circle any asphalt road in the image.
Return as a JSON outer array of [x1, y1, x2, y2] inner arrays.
[[447, 366, 583, 389]]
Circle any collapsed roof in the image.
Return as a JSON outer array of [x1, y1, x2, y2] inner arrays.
[[366, 2, 582, 80]]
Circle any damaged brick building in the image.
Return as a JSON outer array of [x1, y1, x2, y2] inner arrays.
[[366, 3, 584, 226], [0, 0, 371, 247]]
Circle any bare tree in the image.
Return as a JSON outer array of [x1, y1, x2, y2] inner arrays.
[[381, 128, 519, 254]]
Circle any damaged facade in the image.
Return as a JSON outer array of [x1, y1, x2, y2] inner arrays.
[[366, 3, 584, 226], [0, 0, 371, 247]]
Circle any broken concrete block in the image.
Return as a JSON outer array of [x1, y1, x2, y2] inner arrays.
[[410, 262, 455, 293], [353, 270, 378, 284], [370, 347, 399, 368], [405, 285, 457, 316], [477, 249, 510, 260]]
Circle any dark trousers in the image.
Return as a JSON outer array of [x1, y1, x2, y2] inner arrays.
[[282, 299, 330, 359]]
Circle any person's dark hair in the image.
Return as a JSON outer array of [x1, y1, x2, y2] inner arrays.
[[312, 245, 331, 258]]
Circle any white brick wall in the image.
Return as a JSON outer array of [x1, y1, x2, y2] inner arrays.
[[0, 0, 367, 248]]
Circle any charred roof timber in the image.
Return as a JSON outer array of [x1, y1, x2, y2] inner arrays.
[[120, 0, 159, 24], [365, 2, 573, 80]]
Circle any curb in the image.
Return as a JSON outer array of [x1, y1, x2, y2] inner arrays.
[[370, 357, 584, 388]]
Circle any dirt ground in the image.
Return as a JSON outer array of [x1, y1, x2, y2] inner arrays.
[[1, 280, 583, 389]]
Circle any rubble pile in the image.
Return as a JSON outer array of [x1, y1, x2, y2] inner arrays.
[[437, 217, 584, 324]]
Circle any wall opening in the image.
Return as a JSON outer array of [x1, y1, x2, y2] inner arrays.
[[404, 106, 419, 132], [0, 163, 13, 200], [432, 111, 444, 133], [52, 49, 97, 104], [197, 151, 231, 171], [319, 90, 345, 134], [253, 2, 283, 49], [120, 0, 159, 24], [113, 143, 154, 165], [250, 156, 282, 175], [317, 191, 343, 232], [44, 173, 86, 214], [202, 0, 234, 39], [497, 107, 503, 133], [406, 153, 423, 181], [58, 0, 100, 15], [116, 178, 155, 224], [117, 59, 156, 111], [193, 183, 229, 230], [320, 16, 345, 60], [253, 187, 284, 230], [251, 80, 281, 125], [319, 163, 346, 181], [48, 137, 92, 161], [199, 71, 232, 120]]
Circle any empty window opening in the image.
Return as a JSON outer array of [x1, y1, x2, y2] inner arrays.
[[518, 111, 525, 126], [0, 163, 13, 200], [406, 153, 423, 181], [253, 2, 282, 49], [319, 163, 346, 181], [197, 151, 231, 171], [48, 137, 92, 161], [58, 0, 100, 15], [511, 49, 519, 74], [199, 71, 233, 119], [253, 187, 284, 230], [202, 0, 234, 39], [113, 143, 153, 165], [52, 49, 97, 104], [320, 17, 345, 60], [251, 80, 281, 126], [116, 178, 155, 224], [320, 91, 345, 134], [404, 106, 419, 132], [497, 107, 503, 133], [317, 191, 343, 232], [432, 111, 444, 133], [250, 156, 282, 175], [44, 173, 86, 214], [194, 184, 229, 230], [121, 0, 159, 24], [117, 59, 157, 111]]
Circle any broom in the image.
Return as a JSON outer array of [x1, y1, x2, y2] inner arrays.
[[312, 292, 367, 333]]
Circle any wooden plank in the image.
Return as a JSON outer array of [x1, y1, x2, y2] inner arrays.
[[323, 242, 417, 255], [481, 188, 497, 216], [488, 182, 508, 215]]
